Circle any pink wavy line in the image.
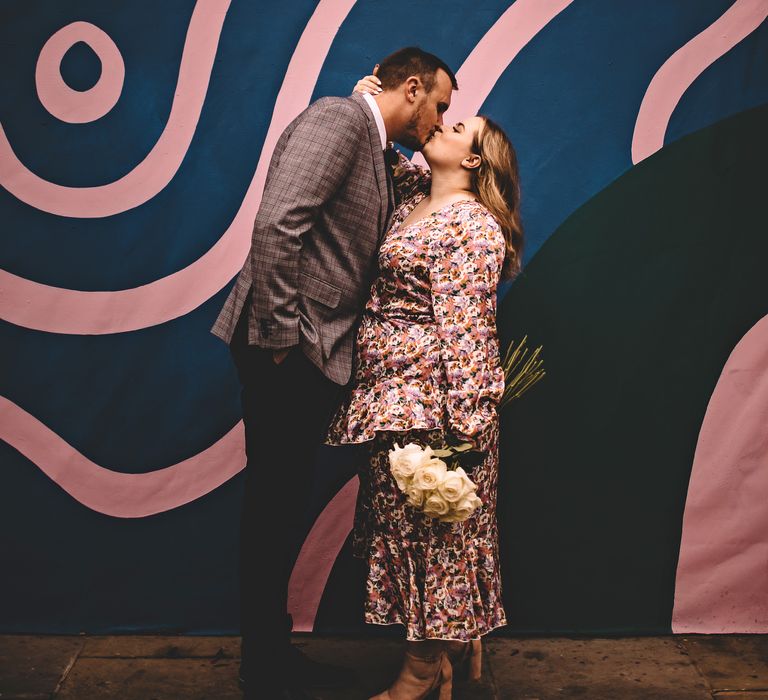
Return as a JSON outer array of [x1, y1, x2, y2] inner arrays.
[[2, 379, 356, 628], [1, 0, 230, 217], [448, 0, 574, 121], [36, 21, 125, 124], [672, 314, 768, 633], [0, 395, 245, 518], [632, 0, 768, 164], [0, 0, 357, 335], [287, 476, 359, 632], [411, 0, 574, 169]]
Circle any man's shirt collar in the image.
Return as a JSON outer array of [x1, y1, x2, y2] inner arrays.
[[362, 92, 387, 151]]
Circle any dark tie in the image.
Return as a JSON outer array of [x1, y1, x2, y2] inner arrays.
[[383, 143, 397, 212], [384, 143, 398, 169]]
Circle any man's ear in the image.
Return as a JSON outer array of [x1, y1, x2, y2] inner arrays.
[[462, 154, 482, 170], [404, 76, 422, 103]]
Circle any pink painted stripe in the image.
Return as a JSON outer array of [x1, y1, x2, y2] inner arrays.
[[632, 0, 768, 163], [448, 0, 574, 122], [1, 0, 230, 217], [672, 314, 768, 633], [0, 395, 245, 518], [287, 476, 359, 632], [0, 0, 357, 334], [411, 0, 574, 168], [2, 379, 358, 625]]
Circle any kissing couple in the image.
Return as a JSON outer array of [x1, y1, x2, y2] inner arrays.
[[211, 46, 524, 700]]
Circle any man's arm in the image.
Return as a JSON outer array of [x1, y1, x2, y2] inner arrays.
[[250, 100, 365, 355]]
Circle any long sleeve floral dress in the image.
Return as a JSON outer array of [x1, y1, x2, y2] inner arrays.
[[323, 153, 508, 642]]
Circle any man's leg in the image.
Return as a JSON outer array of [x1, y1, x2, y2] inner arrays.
[[229, 308, 280, 686], [231, 315, 343, 688], [270, 349, 346, 642]]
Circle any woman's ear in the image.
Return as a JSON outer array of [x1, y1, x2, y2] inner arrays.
[[462, 154, 482, 170]]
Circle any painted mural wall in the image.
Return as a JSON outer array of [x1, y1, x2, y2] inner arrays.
[[1, 0, 766, 635]]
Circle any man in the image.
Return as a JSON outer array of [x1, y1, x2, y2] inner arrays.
[[210, 46, 457, 699]]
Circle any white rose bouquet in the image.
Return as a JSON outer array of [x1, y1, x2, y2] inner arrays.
[[388, 336, 545, 523], [388, 443, 483, 523]]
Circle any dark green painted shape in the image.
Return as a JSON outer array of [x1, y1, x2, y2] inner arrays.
[[495, 103, 768, 634]]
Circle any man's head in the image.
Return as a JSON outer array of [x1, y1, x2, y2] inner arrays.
[[374, 47, 457, 151]]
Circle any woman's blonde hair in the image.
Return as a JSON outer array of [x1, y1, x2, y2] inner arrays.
[[470, 117, 524, 280]]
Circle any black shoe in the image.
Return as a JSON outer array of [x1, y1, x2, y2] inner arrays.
[[285, 644, 352, 689]]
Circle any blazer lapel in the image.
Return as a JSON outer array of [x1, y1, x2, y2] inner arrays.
[[350, 92, 390, 242]]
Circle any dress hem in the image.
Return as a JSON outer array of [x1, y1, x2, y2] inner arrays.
[[362, 616, 509, 642]]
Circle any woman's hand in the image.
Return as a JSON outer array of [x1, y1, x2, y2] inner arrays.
[[353, 64, 382, 95]]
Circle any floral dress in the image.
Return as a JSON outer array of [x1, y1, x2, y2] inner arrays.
[[323, 154, 508, 641]]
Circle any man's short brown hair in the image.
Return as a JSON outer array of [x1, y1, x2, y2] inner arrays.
[[376, 46, 458, 93]]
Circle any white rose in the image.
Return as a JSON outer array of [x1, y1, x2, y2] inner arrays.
[[421, 445, 436, 460], [437, 469, 469, 503], [453, 467, 478, 496], [449, 493, 483, 522], [412, 459, 448, 491], [389, 443, 427, 491], [391, 465, 411, 491], [424, 492, 450, 517], [405, 485, 425, 508]]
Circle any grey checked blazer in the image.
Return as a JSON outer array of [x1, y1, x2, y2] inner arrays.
[[210, 92, 395, 385]]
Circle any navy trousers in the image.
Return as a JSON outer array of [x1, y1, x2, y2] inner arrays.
[[229, 296, 344, 680]]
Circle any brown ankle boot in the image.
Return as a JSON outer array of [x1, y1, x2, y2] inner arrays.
[[369, 648, 453, 700], [445, 639, 483, 681]]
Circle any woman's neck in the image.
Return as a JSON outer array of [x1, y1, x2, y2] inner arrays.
[[428, 168, 475, 202]]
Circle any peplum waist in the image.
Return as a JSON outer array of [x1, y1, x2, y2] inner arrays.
[[323, 376, 447, 445], [353, 314, 442, 379]]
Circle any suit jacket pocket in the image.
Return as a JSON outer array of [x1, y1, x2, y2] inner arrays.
[[299, 271, 342, 309]]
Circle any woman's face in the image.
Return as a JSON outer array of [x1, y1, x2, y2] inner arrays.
[[422, 115, 484, 171]]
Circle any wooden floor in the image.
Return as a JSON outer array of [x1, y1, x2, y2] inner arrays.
[[1, 634, 767, 699]]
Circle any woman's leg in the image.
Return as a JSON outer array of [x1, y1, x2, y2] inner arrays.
[[371, 640, 452, 700], [443, 639, 483, 681]]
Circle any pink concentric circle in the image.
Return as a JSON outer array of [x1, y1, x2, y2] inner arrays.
[[35, 20, 125, 124]]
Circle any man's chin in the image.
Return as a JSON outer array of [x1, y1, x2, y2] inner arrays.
[[398, 135, 424, 152]]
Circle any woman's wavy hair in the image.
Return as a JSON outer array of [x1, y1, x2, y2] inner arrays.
[[470, 117, 524, 281]]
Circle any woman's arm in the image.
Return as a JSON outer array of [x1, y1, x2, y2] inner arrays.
[[428, 206, 506, 454]]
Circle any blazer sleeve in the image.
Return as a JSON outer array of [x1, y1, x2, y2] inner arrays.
[[428, 205, 506, 453], [393, 151, 431, 203], [250, 100, 366, 349]]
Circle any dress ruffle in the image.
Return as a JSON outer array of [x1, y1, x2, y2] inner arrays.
[[323, 371, 500, 451], [324, 376, 446, 445], [355, 532, 508, 642]]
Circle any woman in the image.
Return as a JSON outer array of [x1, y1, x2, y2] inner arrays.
[[323, 74, 524, 699]]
